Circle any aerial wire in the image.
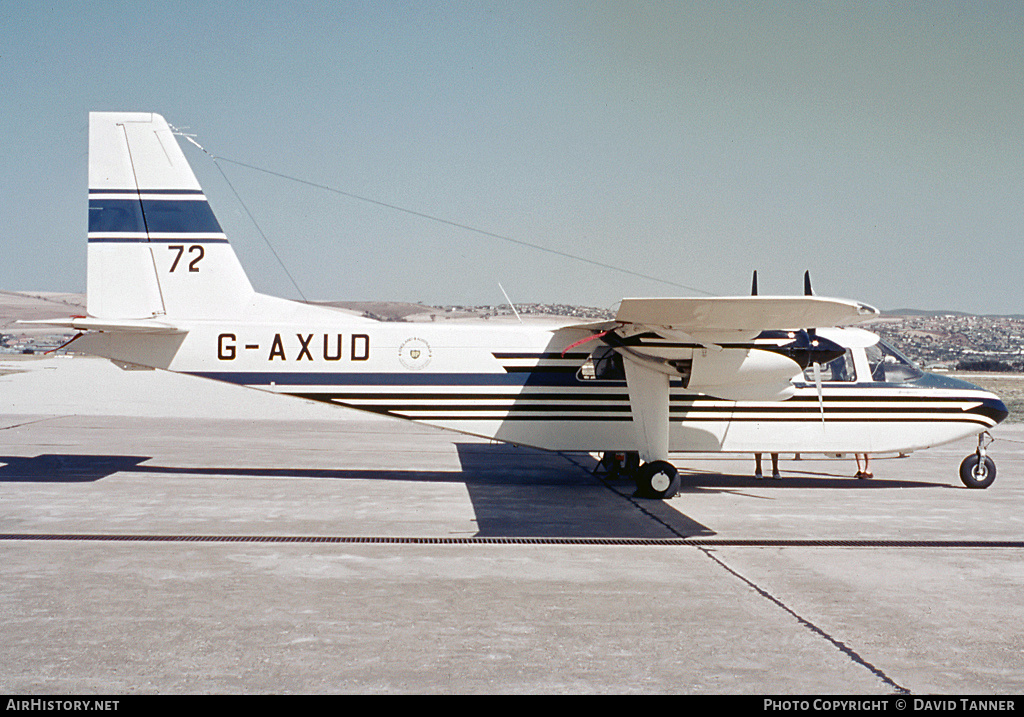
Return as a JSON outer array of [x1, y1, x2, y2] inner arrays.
[[209, 155, 716, 297], [172, 128, 309, 302], [172, 125, 714, 297]]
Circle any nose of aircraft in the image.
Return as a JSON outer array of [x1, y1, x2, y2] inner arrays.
[[956, 377, 1009, 425], [979, 393, 1010, 425], [918, 372, 1009, 425]]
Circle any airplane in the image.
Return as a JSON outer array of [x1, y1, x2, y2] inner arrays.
[[28, 112, 1009, 499]]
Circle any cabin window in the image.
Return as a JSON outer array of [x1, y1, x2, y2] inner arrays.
[[866, 340, 923, 383], [577, 346, 626, 381], [802, 350, 857, 382]]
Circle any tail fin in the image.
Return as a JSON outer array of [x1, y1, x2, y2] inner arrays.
[[87, 112, 255, 320]]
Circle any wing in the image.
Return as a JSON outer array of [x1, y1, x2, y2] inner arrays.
[[576, 294, 879, 472], [615, 295, 878, 344], [569, 293, 878, 404]]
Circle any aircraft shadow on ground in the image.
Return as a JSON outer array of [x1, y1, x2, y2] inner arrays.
[[0, 448, 949, 538], [678, 468, 948, 491], [0, 446, 711, 539], [0, 455, 151, 482], [0, 445, 587, 486]]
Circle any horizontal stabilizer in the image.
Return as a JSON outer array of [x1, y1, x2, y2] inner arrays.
[[18, 318, 185, 335]]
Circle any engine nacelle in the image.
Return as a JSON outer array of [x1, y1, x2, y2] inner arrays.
[[618, 343, 799, 402], [687, 348, 799, 401]]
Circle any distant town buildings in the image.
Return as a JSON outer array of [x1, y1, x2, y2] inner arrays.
[[864, 314, 1024, 372], [0, 332, 75, 355], [441, 303, 616, 321]]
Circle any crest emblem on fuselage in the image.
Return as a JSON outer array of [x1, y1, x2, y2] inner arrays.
[[399, 338, 432, 370]]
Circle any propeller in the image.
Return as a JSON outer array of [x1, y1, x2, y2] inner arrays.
[[803, 270, 826, 423], [747, 270, 838, 423], [771, 330, 845, 369]]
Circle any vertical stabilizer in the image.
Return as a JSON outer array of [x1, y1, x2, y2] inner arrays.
[[87, 112, 255, 319]]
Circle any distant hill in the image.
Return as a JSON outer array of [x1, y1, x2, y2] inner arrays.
[[307, 300, 440, 321], [0, 290, 86, 331], [884, 308, 1024, 320]]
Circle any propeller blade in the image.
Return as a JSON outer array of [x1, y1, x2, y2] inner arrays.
[[812, 361, 825, 423], [751, 270, 759, 296], [804, 270, 813, 296]]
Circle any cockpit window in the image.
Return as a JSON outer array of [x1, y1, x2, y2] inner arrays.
[[865, 340, 923, 383], [577, 345, 626, 381], [802, 349, 857, 382]]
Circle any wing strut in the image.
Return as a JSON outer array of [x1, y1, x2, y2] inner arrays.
[[622, 356, 681, 499], [622, 357, 670, 465]]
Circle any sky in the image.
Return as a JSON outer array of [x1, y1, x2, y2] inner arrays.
[[2, 1, 1022, 314]]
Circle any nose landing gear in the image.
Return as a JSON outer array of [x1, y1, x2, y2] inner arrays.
[[960, 432, 996, 489]]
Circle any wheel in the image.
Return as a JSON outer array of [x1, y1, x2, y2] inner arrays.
[[634, 460, 680, 499], [960, 454, 996, 489]]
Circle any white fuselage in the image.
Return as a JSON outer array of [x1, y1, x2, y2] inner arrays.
[[76, 302, 1004, 456]]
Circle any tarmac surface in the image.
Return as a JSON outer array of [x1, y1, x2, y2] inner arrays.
[[2, 356, 1023, 694]]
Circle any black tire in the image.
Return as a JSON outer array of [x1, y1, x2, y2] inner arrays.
[[635, 460, 680, 499], [960, 454, 996, 489]]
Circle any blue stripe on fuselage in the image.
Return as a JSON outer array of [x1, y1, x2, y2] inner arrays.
[[89, 189, 205, 195], [187, 371, 598, 388]]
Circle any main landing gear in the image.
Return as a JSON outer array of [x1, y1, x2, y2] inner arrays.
[[597, 452, 680, 499], [636, 460, 681, 499], [960, 432, 997, 489]]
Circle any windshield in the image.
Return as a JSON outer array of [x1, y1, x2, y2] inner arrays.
[[865, 339, 923, 383]]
